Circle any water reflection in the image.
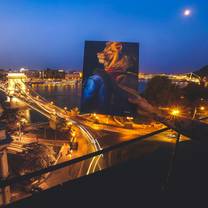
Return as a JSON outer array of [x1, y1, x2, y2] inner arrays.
[[20, 81, 145, 123], [29, 83, 81, 123]]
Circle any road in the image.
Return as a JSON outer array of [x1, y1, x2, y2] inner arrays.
[[36, 125, 189, 191], [8, 114, 192, 204], [34, 122, 103, 190]]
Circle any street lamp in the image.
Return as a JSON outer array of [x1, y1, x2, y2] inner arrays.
[[64, 106, 68, 114], [126, 117, 134, 121], [67, 121, 72, 126], [200, 106, 205, 111], [92, 113, 99, 122], [170, 108, 180, 117]]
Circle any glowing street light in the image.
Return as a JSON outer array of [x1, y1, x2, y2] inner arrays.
[[92, 113, 99, 120], [71, 131, 76, 137], [67, 121, 72, 126], [20, 118, 27, 124], [200, 106, 205, 111], [126, 117, 134, 122], [170, 108, 181, 117]]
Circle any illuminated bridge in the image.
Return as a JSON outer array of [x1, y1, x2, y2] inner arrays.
[[140, 72, 201, 84], [0, 72, 103, 166], [1, 73, 76, 129], [0, 73, 106, 204]]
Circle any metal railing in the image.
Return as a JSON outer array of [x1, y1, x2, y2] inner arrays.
[[0, 127, 169, 189], [1, 116, 208, 206]]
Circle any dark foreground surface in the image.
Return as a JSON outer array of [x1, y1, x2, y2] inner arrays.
[[6, 140, 208, 208]]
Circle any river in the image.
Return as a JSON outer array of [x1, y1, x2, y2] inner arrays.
[[29, 81, 147, 123]]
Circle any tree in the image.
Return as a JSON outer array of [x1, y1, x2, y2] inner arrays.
[[144, 76, 180, 107], [18, 144, 56, 178], [183, 83, 208, 104], [182, 83, 208, 118]]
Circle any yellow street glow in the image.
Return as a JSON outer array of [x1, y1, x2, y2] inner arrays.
[[170, 108, 180, 116], [200, 106, 205, 111], [67, 121, 72, 126]]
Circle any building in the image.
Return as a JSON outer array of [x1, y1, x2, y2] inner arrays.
[[65, 71, 82, 80], [0, 70, 9, 81], [24, 70, 40, 79], [40, 68, 65, 79]]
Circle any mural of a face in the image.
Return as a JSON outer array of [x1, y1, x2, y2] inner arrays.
[[81, 40, 139, 116], [97, 42, 124, 72]]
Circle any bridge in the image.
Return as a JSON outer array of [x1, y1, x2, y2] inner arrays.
[[139, 72, 201, 84], [0, 73, 107, 204], [1, 73, 77, 129], [1, 73, 94, 133], [0, 72, 103, 171], [169, 72, 201, 83]]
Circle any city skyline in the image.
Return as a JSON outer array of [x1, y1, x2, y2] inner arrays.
[[0, 0, 207, 73]]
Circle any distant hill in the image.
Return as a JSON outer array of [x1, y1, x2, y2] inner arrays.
[[194, 65, 208, 77]]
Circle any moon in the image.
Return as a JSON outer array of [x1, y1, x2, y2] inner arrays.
[[183, 9, 191, 16]]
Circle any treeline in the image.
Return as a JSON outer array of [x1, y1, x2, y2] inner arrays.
[[142, 76, 208, 117]]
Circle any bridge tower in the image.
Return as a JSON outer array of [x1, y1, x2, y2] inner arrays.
[[7, 73, 27, 105], [7, 73, 27, 96]]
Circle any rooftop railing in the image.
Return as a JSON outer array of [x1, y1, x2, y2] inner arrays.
[[1, 127, 169, 188], [1, 127, 172, 205], [1, 116, 208, 206]]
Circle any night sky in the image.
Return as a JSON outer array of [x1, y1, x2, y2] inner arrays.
[[0, 0, 207, 73]]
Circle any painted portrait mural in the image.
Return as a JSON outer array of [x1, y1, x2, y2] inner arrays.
[[80, 41, 139, 116]]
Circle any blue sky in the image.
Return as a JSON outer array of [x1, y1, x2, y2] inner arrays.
[[0, 0, 207, 73]]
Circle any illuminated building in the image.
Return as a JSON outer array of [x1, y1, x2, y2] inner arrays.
[[40, 68, 65, 79]]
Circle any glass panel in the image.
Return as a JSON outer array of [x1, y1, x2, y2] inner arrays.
[[0, 127, 182, 206]]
